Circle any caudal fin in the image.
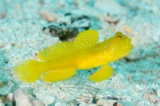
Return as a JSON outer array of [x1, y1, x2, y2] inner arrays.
[[14, 60, 44, 83]]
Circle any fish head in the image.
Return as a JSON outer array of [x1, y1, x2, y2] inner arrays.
[[108, 32, 133, 61]]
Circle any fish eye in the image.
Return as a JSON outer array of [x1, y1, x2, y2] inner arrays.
[[118, 35, 122, 39], [116, 32, 123, 39]]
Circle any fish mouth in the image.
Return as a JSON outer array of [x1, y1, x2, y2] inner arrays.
[[124, 39, 133, 50], [126, 44, 133, 50]]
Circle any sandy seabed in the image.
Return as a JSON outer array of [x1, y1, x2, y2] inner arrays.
[[0, 0, 160, 106]]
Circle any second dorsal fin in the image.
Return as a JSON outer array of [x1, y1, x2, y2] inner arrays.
[[37, 42, 74, 60], [37, 30, 99, 61]]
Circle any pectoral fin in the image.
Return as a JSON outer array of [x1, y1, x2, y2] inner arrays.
[[41, 69, 76, 82], [88, 65, 114, 82]]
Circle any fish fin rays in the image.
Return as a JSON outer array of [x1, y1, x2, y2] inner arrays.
[[88, 65, 114, 82], [74, 30, 98, 50], [14, 60, 44, 83], [37, 30, 98, 61], [41, 69, 76, 82], [37, 42, 75, 61]]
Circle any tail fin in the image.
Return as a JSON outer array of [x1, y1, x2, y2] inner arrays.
[[14, 60, 44, 83]]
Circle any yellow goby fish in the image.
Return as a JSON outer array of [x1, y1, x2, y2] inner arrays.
[[14, 30, 133, 83]]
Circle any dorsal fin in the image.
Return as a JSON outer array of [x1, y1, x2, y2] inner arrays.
[[37, 42, 74, 61], [74, 30, 98, 49], [37, 30, 98, 61]]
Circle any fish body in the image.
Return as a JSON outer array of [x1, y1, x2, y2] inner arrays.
[[14, 30, 133, 83]]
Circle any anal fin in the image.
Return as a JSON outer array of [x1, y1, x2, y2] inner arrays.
[[41, 69, 76, 82], [88, 65, 113, 82]]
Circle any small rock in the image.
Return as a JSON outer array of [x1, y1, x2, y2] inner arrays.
[[157, 89, 160, 97], [94, 0, 127, 15], [0, 39, 4, 48], [39, 10, 57, 22], [0, 99, 4, 106], [32, 100, 45, 106], [0, 11, 6, 19], [126, 47, 142, 60], [148, 95, 157, 103], [14, 4, 21, 10], [14, 89, 33, 106], [77, 92, 93, 104], [2, 44, 12, 51], [96, 99, 122, 106], [102, 14, 119, 25], [153, 30, 160, 42], [124, 26, 132, 34], [88, 104, 97, 106], [54, 102, 66, 106], [35, 92, 55, 106], [6, 93, 14, 103], [152, 35, 160, 42], [43, 95, 55, 105]]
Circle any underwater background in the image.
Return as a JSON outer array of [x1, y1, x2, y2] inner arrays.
[[0, 0, 160, 106]]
